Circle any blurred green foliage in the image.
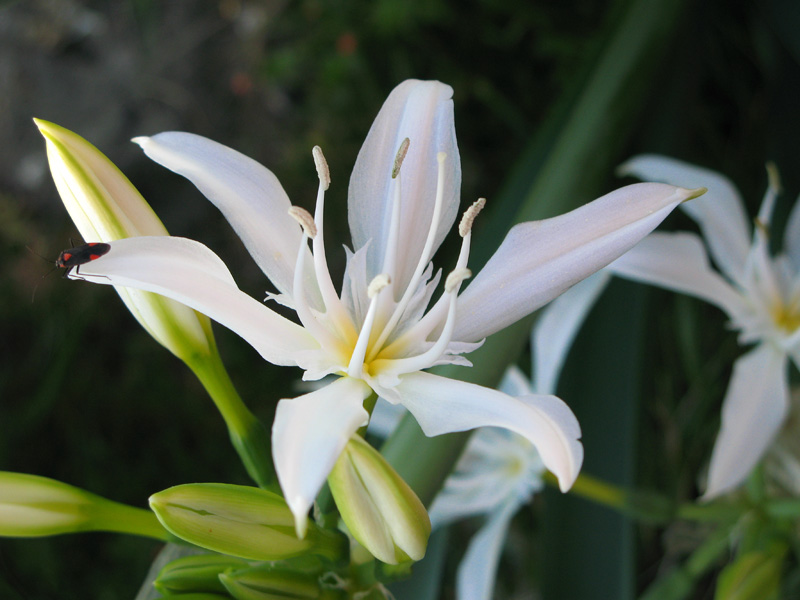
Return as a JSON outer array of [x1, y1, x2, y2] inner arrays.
[[0, 0, 798, 598]]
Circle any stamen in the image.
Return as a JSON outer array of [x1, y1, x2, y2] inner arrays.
[[380, 159, 404, 280], [445, 268, 472, 293], [348, 274, 391, 378], [367, 151, 449, 360], [371, 268, 471, 375], [368, 273, 391, 298], [288, 206, 317, 238], [313, 146, 331, 191], [291, 228, 341, 353], [308, 148, 357, 341], [459, 198, 485, 237], [392, 138, 410, 179]]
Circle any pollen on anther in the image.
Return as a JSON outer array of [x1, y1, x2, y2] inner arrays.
[[392, 138, 410, 179], [312, 146, 330, 190], [368, 273, 391, 298], [445, 268, 472, 293], [459, 198, 486, 237], [288, 206, 318, 238]]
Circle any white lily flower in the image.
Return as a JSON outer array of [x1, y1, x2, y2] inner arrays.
[[609, 155, 798, 499], [68, 80, 701, 537]]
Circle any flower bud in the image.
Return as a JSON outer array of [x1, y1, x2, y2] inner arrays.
[[327, 435, 431, 564], [0, 471, 166, 540], [34, 119, 214, 365], [220, 566, 344, 600], [155, 553, 250, 595], [149, 484, 346, 562]]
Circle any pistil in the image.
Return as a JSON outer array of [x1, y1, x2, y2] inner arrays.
[[348, 274, 391, 379]]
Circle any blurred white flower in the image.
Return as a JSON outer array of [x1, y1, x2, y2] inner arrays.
[[371, 272, 610, 599], [610, 155, 799, 499]]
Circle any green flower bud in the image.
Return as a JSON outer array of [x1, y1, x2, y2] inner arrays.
[[328, 436, 431, 564], [35, 118, 216, 364], [149, 484, 347, 562], [35, 120, 276, 490], [0, 471, 166, 540], [155, 554, 251, 595], [220, 566, 343, 600]]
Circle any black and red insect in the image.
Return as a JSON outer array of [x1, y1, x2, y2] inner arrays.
[[56, 242, 111, 279]]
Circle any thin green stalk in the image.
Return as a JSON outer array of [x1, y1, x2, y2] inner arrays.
[[89, 498, 170, 541], [186, 345, 277, 491]]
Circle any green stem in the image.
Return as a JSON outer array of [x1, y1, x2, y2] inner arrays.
[[186, 348, 277, 491], [89, 498, 170, 541], [548, 471, 745, 524]]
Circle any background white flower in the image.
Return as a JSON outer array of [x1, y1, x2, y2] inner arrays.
[[609, 155, 799, 499], [369, 272, 609, 600]]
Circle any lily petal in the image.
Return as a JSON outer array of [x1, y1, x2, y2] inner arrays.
[[455, 499, 519, 600], [272, 377, 371, 537], [390, 372, 582, 491], [73, 236, 317, 366], [607, 231, 745, 319], [784, 193, 800, 272], [619, 155, 751, 285], [703, 343, 789, 499], [134, 132, 315, 301], [348, 80, 460, 290], [532, 271, 611, 395], [454, 183, 702, 342]]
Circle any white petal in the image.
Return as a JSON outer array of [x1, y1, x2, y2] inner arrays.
[[454, 183, 699, 342], [272, 378, 371, 536], [134, 132, 316, 301], [392, 372, 582, 491], [703, 343, 789, 499], [455, 499, 519, 600], [607, 232, 747, 317], [348, 80, 460, 290], [784, 195, 800, 272], [620, 155, 751, 284], [498, 365, 533, 397], [73, 236, 317, 366], [532, 271, 611, 395], [428, 427, 532, 528]]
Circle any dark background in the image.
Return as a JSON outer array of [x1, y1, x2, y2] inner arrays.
[[1, 0, 798, 598]]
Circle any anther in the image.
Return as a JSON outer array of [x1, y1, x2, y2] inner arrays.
[[368, 274, 391, 299], [392, 138, 410, 179], [288, 206, 317, 238], [445, 268, 472, 293], [313, 146, 330, 191], [459, 198, 486, 237], [766, 161, 781, 194]]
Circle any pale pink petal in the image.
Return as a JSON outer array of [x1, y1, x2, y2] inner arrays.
[[272, 377, 372, 536], [390, 372, 582, 491], [619, 155, 751, 284], [73, 236, 316, 366], [703, 343, 789, 499], [348, 80, 460, 290], [454, 183, 700, 343]]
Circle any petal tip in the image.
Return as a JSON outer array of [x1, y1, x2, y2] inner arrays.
[[682, 186, 708, 202]]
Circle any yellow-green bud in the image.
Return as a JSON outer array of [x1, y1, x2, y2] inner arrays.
[[149, 484, 346, 562], [220, 566, 344, 600], [155, 553, 251, 595], [0, 471, 166, 540], [328, 436, 431, 565], [34, 118, 214, 363]]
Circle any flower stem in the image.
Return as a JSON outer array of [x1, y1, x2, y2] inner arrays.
[[186, 343, 277, 492], [88, 498, 170, 541]]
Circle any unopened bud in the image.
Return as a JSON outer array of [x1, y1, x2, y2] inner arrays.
[[155, 554, 250, 595], [221, 565, 344, 600], [149, 483, 347, 562], [328, 436, 430, 564]]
